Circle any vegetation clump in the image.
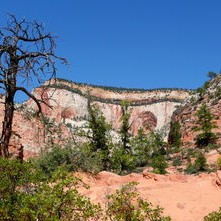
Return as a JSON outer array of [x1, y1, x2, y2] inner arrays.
[[105, 182, 171, 221], [193, 103, 217, 148], [204, 207, 221, 221], [185, 152, 207, 174], [0, 158, 101, 221]]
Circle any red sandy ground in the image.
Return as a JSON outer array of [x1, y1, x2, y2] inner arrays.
[[77, 170, 221, 221]]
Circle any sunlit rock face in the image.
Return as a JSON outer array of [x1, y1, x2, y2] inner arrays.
[[169, 74, 221, 147], [0, 78, 190, 157], [28, 79, 189, 135]]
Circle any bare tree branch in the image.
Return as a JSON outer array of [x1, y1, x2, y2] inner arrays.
[[15, 87, 42, 114], [0, 14, 67, 157]]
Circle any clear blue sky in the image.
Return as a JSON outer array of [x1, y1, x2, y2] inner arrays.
[[1, 0, 221, 90]]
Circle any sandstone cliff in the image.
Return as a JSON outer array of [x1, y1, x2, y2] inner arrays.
[[169, 74, 221, 147], [29, 78, 190, 134], [0, 78, 190, 157]]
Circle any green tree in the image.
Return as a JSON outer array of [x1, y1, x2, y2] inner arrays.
[[0, 15, 66, 158], [168, 120, 182, 150], [151, 155, 168, 174], [120, 100, 131, 151], [87, 99, 112, 171], [88, 103, 110, 152], [185, 152, 207, 174], [130, 128, 150, 167], [194, 152, 207, 171], [193, 103, 217, 148], [130, 129, 166, 167], [207, 71, 217, 80]]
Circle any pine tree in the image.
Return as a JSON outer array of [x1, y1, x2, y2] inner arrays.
[[120, 100, 131, 151], [193, 103, 217, 148], [168, 120, 182, 149], [87, 98, 111, 170]]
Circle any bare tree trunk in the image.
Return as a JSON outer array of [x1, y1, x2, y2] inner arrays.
[[0, 15, 67, 157], [0, 91, 15, 157]]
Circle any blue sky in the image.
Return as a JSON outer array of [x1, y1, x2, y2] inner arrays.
[[1, 0, 221, 90]]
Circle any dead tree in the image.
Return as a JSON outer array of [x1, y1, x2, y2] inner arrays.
[[0, 14, 67, 157]]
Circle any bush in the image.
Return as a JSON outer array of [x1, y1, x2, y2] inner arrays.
[[105, 182, 171, 221], [151, 155, 168, 174], [216, 157, 221, 169], [0, 159, 173, 221], [172, 156, 182, 167], [194, 152, 207, 171], [185, 152, 207, 174], [110, 146, 137, 174], [0, 158, 101, 221], [185, 163, 198, 174], [204, 207, 221, 221], [34, 144, 77, 178]]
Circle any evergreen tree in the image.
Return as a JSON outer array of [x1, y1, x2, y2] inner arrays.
[[120, 100, 131, 151], [194, 152, 207, 171], [193, 103, 217, 148], [87, 98, 111, 170], [168, 120, 182, 149], [207, 71, 217, 80]]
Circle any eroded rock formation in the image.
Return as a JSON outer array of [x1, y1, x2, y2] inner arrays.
[[0, 78, 190, 157]]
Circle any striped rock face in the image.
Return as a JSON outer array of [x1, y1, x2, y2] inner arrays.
[[0, 78, 190, 157]]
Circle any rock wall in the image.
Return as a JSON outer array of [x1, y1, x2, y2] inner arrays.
[[28, 79, 190, 135], [0, 78, 190, 157], [169, 75, 221, 147]]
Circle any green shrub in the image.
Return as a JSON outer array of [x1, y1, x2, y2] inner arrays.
[[172, 156, 182, 167], [151, 155, 168, 174], [185, 152, 207, 174], [0, 158, 101, 221], [216, 157, 221, 169], [194, 152, 207, 171], [34, 144, 77, 177], [110, 146, 137, 174], [185, 163, 198, 174], [105, 182, 171, 221], [204, 207, 221, 221]]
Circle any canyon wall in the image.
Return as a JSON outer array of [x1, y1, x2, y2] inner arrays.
[[0, 78, 190, 157], [170, 75, 221, 147]]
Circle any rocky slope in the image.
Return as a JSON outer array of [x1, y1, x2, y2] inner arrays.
[[77, 169, 221, 221], [170, 74, 221, 147]]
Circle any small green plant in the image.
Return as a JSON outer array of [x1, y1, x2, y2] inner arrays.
[[185, 162, 198, 174], [194, 152, 207, 171], [204, 207, 221, 221], [216, 157, 221, 169], [105, 182, 171, 221], [152, 155, 168, 174], [215, 86, 221, 99], [110, 145, 137, 174], [185, 152, 207, 174], [172, 156, 182, 167]]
